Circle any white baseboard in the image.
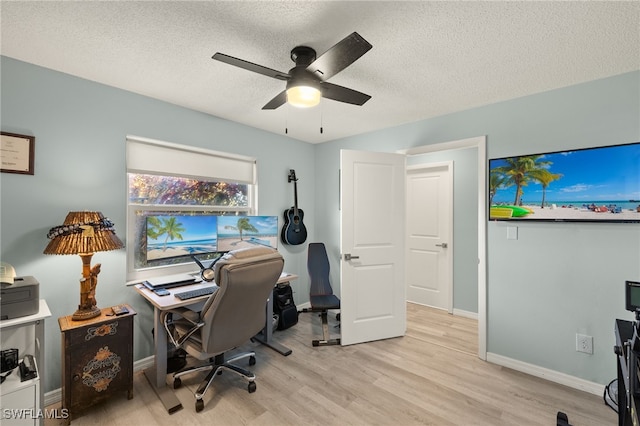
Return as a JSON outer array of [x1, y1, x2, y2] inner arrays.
[[297, 301, 311, 310], [44, 355, 155, 407], [134, 355, 155, 372], [452, 308, 478, 320], [43, 389, 61, 407], [486, 352, 604, 396]]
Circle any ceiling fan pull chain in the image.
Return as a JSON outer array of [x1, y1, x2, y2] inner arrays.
[[320, 99, 324, 134], [285, 103, 289, 134]]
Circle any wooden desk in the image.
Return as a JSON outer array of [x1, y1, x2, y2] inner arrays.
[[134, 272, 297, 414]]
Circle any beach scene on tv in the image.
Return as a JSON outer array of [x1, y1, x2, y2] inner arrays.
[[489, 143, 640, 221], [146, 214, 218, 261], [217, 216, 278, 251]]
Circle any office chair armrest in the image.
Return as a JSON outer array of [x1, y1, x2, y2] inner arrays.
[[161, 308, 205, 349]]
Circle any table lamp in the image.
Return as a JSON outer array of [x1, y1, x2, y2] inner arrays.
[[44, 211, 124, 320]]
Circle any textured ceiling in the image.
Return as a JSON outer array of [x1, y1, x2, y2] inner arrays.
[[1, 1, 639, 144]]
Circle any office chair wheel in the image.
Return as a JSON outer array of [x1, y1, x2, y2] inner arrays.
[[173, 378, 182, 389], [195, 399, 204, 412], [248, 381, 257, 393], [249, 355, 256, 366]]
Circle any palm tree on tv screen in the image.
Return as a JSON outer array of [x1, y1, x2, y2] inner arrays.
[[146, 216, 162, 240], [158, 216, 185, 251], [489, 171, 508, 206], [534, 169, 563, 208], [224, 217, 258, 241], [493, 155, 553, 206]]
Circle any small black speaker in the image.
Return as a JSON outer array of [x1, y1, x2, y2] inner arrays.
[[1, 348, 19, 373]]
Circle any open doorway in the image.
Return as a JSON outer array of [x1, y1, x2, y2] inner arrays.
[[401, 136, 487, 359], [406, 162, 453, 313]]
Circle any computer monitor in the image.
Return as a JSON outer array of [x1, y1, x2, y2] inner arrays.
[[216, 216, 278, 252], [625, 280, 640, 313], [145, 213, 218, 262]]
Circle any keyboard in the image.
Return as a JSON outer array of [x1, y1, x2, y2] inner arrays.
[[174, 286, 217, 301]]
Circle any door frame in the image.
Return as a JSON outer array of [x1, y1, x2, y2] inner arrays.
[[400, 135, 487, 360], [406, 161, 454, 313]]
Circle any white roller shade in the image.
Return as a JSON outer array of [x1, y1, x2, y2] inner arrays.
[[126, 136, 256, 184]]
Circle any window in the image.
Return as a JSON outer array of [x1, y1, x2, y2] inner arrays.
[[126, 136, 256, 282]]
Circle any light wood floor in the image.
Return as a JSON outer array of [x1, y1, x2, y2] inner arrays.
[[46, 303, 616, 425]]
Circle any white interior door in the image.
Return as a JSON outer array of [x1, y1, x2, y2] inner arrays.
[[340, 149, 406, 346], [406, 162, 453, 311]]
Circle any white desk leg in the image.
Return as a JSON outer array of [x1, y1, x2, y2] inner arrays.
[[142, 307, 183, 413], [153, 308, 167, 388]]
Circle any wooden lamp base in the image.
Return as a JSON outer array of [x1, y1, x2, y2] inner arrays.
[[71, 253, 102, 321]]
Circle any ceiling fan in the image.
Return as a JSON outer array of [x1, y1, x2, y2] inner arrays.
[[212, 32, 372, 110]]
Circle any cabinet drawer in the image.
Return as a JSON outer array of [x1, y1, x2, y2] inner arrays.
[[1, 383, 36, 409], [1, 383, 37, 426], [63, 318, 130, 346]]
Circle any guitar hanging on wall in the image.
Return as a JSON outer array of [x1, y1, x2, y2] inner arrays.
[[281, 169, 307, 245]]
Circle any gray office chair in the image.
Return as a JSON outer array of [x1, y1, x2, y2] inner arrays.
[[162, 246, 284, 412], [304, 242, 341, 346]]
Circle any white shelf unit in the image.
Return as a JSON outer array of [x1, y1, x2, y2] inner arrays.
[[1, 300, 51, 426]]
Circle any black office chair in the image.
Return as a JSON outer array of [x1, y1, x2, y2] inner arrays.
[[304, 242, 341, 346], [162, 246, 284, 412], [557, 412, 572, 426]]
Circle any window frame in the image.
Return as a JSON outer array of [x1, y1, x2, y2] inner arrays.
[[125, 136, 257, 283]]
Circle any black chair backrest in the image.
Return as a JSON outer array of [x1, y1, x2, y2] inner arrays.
[[307, 243, 334, 297]]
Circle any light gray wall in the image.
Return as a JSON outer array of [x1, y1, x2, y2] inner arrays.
[[0, 57, 314, 392], [314, 70, 640, 385]]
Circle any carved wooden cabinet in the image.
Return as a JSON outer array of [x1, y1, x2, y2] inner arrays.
[[58, 305, 136, 424]]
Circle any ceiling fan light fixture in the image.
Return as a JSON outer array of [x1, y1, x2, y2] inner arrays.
[[286, 85, 321, 108]]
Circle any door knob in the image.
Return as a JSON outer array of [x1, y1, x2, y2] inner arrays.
[[435, 243, 448, 248], [343, 253, 360, 260]]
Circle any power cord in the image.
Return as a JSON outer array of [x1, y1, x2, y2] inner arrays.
[[603, 378, 619, 413]]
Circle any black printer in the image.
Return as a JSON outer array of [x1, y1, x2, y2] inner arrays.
[[0, 276, 39, 320]]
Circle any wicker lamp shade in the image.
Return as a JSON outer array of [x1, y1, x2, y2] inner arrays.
[[44, 211, 123, 320], [44, 211, 123, 255]]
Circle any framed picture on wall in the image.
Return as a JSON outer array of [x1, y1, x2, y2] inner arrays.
[[1, 131, 35, 175]]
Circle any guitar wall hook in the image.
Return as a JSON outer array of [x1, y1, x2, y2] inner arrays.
[[281, 169, 308, 245]]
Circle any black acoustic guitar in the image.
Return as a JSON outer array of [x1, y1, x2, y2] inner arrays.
[[281, 169, 307, 245]]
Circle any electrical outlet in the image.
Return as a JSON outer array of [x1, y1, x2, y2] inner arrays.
[[576, 334, 593, 354]]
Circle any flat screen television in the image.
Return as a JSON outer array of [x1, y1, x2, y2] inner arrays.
[[489, 141, 640, 223], [217, 215, 278, 251], [145, 214, 218, 262]]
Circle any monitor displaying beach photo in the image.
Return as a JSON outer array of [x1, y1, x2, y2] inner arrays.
[[146, 214, 218, 261], [489, 142, 640, 223], [217, 215, 278, 251]]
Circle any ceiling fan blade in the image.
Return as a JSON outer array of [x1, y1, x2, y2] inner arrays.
[[212, 53, 290, 81], [306, 32, 372, 81], [321, 82, 371, 106], [262, 90, 287, 110]]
